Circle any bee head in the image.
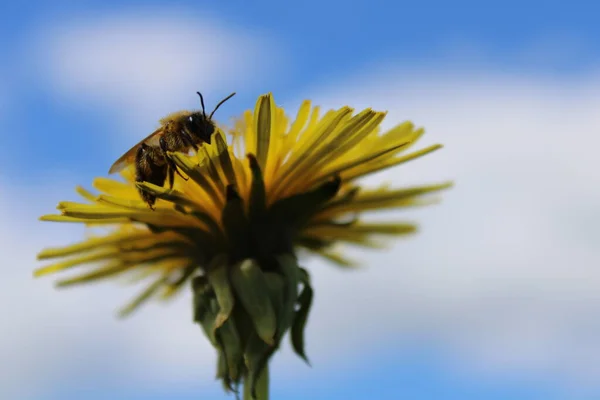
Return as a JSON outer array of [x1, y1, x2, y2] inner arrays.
[[186, 112, 214, 144], [187, 92, 236, 145]]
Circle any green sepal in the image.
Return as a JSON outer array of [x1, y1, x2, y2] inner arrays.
[[191, 274, 208, 294], [216, 348, 236, 393], [263, 272, 285, 340], [206, 254, 235, 329], [274, 254, 300, 339], [216, 349, 228, 380], [216, 316, 243, 383], [230, 259, 277, 346], [192, 279, 218, 346], [290, 267, 313, 364]]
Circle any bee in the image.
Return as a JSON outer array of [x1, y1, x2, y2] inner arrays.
[[108, 92, 236, 209]]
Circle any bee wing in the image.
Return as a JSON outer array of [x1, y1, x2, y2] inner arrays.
[[108, 128, 164, 174]]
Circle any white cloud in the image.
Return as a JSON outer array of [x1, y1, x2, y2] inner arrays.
[[286, 68, 600, 390], [27, 10, 281, 144], [5, 63, 600, 398]]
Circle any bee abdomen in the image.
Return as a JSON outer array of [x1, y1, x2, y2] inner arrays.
[[135, 144, 168, 208]]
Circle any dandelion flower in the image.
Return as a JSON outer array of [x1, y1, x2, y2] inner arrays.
[[35, 93, 451, 399]]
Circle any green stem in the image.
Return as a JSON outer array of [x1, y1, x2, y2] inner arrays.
[[243, 365, 269, 400]]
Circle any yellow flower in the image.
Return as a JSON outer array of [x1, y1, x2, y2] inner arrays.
[[35, 93, 451, 399]]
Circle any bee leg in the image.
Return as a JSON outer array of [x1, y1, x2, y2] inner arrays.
[[159, 136, 189, 182]]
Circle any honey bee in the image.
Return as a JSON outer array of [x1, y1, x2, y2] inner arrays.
[[108, 92, 236, 209]]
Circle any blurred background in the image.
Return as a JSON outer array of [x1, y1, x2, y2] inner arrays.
[[1, 0, 599, 399]]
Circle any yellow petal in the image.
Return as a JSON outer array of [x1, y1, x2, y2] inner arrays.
[[159, 263, 197, 300], [55, 261, 133, 287], [135, 183, 205, 211], [254, 93, 275, 170], [39, 214, 129, 224], [35, 249, 127, 277], [215, 133, 237, 188], [75, 186, 98, 202], [93, 177, 138, 199], [60, 204, 204, 228], [303, 141, 410, 191], [315, 182, 453, 217], [169, 152, 224, 208], [118, 275, 169, 318], [344, 144, 443, 182], [97, 194, 157, 210], [37, 230, 156, 259], [55, 252, 189, 287], [313, 250, 359, 268]]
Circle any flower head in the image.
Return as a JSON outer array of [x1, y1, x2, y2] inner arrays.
[[35, 93, 451, 398]]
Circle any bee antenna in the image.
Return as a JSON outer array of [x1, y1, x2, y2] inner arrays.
[[209, 92, 236, 120], [197, 92, 207, 119]]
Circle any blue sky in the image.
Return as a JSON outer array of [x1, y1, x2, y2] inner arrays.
[[2, 0, 599, 174], [1, 1, 600, 399], [2, 0, 598, 183]]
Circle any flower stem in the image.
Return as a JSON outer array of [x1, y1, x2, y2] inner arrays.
[[243, 366, 269, 400]]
